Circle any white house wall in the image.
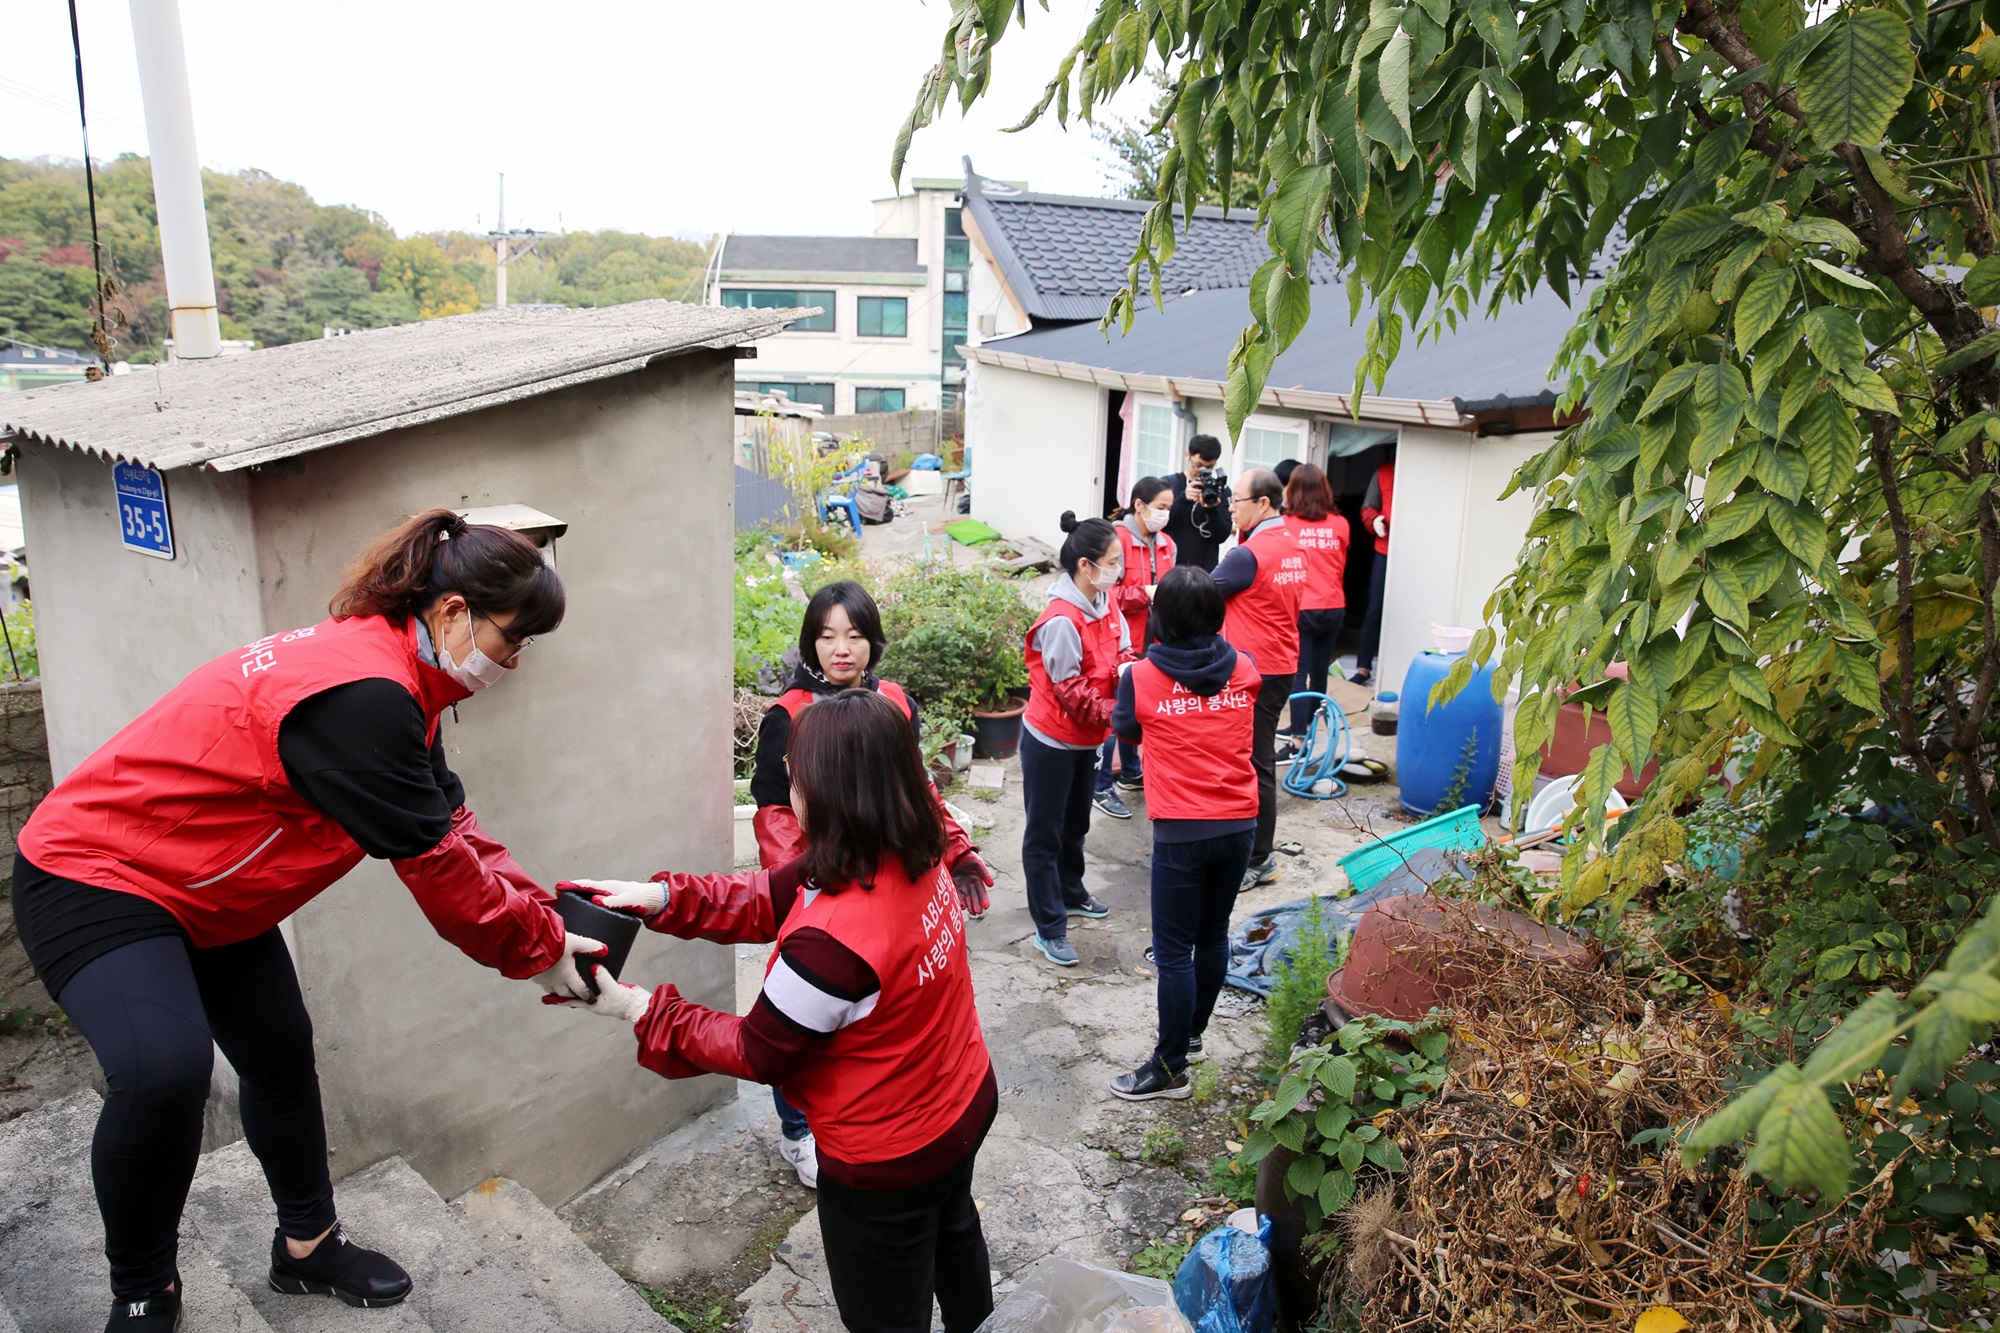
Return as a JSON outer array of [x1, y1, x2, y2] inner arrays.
[[965, 361, 1103, 549], [16, 445, 265, 777], [1377, 427, 1549, 700]]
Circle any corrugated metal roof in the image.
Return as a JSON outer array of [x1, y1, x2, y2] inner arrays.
[[0, 301, 800, 473], [968, 282, 1578, 411], [719, 235, 924, 276]]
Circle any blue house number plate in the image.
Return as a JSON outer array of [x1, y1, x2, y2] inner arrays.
[[114, 462, 175, 560]]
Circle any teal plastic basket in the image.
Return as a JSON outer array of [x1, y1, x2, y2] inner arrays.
[[1336, 804, 1487, 893]]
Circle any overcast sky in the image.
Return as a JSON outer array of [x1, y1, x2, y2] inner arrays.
[[1, 0, 1154, 241]]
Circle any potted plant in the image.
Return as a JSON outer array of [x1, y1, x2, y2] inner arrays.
[[879, 562, 1035, 759]]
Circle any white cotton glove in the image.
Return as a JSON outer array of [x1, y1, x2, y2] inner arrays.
[[1372, 515, 1388, 538], [568, 878, 667, 917], [546, 974, 653, 1025], [532, 931, 607, 1001]]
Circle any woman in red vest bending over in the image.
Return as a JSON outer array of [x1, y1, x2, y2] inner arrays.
[[1279, 463, 1351, 745], [1019, 514, 1132, 967], [12, 511, 599, 1330], [564, 690, 996, 1333], [1106, 567, 1261, 1099], [1091, 477, 1177, 821], [747, 579, 990, 1186]]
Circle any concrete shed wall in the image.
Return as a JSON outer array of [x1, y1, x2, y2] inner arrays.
[[244, 352, 740, 1206], [1377, 427, 1549, 699], [964, 362, 1103, 549], [16, 446, 265, 778]]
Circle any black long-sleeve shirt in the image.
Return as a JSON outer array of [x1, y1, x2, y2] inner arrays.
[[1163, 473, 1231, 571]]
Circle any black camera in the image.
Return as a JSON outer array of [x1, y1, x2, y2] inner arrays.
[[1194, 466, 1230, 507]]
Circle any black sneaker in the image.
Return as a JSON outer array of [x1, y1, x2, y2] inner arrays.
[[1274, 736, 1301, 763], [106, 1283, 181, 1331], [1187, 1034, 1205, 1056], [1092, 789, 1133, 819], [1067, 894, 1110, 918], [269, 1223, 412, 1308], [1114, 774, 1145, 793], [1109, 1060, 1191, 1101]]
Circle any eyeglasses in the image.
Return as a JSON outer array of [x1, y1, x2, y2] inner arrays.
[[473, 612, 534, 662]]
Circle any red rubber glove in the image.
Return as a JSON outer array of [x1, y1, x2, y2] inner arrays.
[[951, 853, 993, 918]]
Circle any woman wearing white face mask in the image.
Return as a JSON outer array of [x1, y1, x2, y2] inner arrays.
[[12, 510, 591, 1331], [1092, 478, 1178, 820]]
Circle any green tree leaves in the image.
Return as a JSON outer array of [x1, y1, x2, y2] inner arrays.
[[1795, 10, 1916, 150]]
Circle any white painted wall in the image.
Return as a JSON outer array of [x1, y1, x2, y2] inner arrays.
[[964, 361, 1104, 548], [1377, 427, 1550, 699]]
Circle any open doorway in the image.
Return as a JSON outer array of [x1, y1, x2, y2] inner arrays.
[[1102, 389, 1127, 519]]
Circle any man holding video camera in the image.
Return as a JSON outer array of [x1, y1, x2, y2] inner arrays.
[[1162, 435, 1233, 572]]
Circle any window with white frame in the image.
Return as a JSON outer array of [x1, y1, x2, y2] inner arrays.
[[1133, 399, 1179, 479], [1236, 415, 1309, 471]]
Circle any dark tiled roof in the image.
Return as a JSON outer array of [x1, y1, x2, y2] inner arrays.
[[963, 169, 1336, 323], [719, 235, 923, 276], [977, 281, 1579, 409]]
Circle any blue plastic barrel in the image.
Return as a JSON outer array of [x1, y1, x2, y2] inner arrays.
[[1395, 650, 1503, 818]]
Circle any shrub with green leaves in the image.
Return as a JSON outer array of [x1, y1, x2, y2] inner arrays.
[[876, 561, 1034, 737], [1262, 896, 1345, 1073], [1243, 1015, 1448, 1233]]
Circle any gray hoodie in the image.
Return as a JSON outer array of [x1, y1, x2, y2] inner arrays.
[[1025, 572, 1131, 751]]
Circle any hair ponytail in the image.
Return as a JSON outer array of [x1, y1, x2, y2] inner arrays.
[[330, 508, 566, 637], [1056, 514, 1118, 575]]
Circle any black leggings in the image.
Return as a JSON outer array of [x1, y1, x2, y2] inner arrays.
[[58, 931, 335, 1297]]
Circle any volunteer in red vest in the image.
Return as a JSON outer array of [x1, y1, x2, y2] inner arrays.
[[1352, 457, 1396, 686], [1018, 514, 1132, 967], [560, 690, 995, 1333], [12, 511, 596, 1330], [748, 579, 990, 1186], [1091, 478, 1177, 821], [1279, 463, 1352, 745], [1106, 567, 1260, 1099], [1213, 468, 1307, 890]]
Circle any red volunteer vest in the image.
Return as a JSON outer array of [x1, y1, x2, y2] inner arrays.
[[1366, 464, 1395, 554], [773, 679, 912, 722], [1284, 514, 1350, 611], [1130, 656, 1262, 821], [1114, 523, 1176, 647], [1023, 599, 1121, 747], [1223, 523, 1307, 677], [20, 615, 468, 948], [772, 857, 989, 1164]]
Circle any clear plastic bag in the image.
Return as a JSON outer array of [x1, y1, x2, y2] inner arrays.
[[1171, 1219, 1276, 1333], [978, 1257, 1194, 1333]]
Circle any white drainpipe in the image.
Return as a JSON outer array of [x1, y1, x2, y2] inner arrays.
[[129, 0, 221, 360]]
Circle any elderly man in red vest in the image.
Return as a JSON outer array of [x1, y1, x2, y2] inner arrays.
[[1212, 468, 1307, 891]]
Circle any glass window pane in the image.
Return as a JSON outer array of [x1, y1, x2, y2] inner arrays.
[[791, 291, 835, 332], [945, 208, 965, 238], [1238, 424, 1300, 470], [943, 292, 967, 321], [1134, 402, 1176, 478], [945, 271, 965, 293], [856, 387, 907, 413], [945, 238, 970, 268], [882, 298, 906, 337], [721, 289, 751, 308]]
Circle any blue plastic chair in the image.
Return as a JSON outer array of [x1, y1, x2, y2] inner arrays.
[[941, 445, 971, 507], [820, 457, 868, 537]]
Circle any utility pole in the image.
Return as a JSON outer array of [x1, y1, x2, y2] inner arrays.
[[129, 0, 221, 358], [485, 173, 558, 310]]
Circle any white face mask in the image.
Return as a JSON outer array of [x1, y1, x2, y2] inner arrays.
[[1143, 506, 1171, 533], [438, 610, 509, 692]]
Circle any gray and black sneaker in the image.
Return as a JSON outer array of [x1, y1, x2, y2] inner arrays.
[[1109, 1059, 1192, 1101], [1114, 774, 1145, 794], [1239, 855, 1283, 892], [1067, 894, 1110, 918], [1092, 788, 1133, 819], [269, 1224, 411, 1308]]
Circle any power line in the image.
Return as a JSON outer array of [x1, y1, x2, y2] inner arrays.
[[66, 0, 111, 377]]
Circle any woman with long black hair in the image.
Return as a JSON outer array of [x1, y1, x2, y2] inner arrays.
[[12, 511, 597, 1330], [1018, 513, 1132, 967], [563, 690, 996, 1333], [747, 579, 991, 1185]]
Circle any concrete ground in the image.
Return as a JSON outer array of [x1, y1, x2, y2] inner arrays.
[[567, 657, 1412, 1329]]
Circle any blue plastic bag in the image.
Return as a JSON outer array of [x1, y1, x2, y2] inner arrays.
[[911, 452, 945, 469], [1171, 1219, 1275, 1333]]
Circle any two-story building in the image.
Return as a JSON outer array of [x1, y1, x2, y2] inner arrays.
[[707, 176, 1029, 415]]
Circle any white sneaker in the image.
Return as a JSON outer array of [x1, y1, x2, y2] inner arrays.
[[778, 1131, 819, 1189]]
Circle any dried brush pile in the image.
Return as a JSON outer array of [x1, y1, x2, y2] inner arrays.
[[1338, 908, 1897, 1331]]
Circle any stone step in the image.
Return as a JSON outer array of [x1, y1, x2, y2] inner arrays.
[[0, 1092, 272, 1333], [184, 1142, 433, 1333], [451, 1178, 667, 1333]]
